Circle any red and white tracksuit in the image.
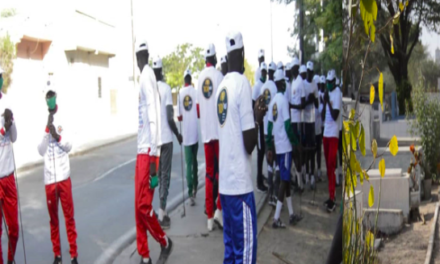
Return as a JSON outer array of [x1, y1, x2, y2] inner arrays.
[[136, 65, 167, 258], [38, 107, 78, 258], [0, 109, 19, 264], [196, 65, 224, 219]]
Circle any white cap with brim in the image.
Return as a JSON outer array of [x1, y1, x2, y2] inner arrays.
[[153, 57, 162, 69], [260, 62, 268, 72], [291, 57, 300, 67], [307, 61, 314, 71], [220, 56, 227, 64], [258, 49, 265, 58], [135, 39, 148, 53], [313, 75, 320, 83], [320, 75, 326, 84], [268, 62, 277, 71], [274, 69, 285, 82], [327, 70, 336, 81], [285, 62, 293, 71], [184, 68, 192, 78], [299, 65, 307, 74], [277, 62, 284, 69], [226, 31, 244, 53], [205, 43, 216, 58]]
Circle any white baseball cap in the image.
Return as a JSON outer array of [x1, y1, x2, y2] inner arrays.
[[260, 62, 268, 72], [320, 75, 326, 84], [307, 61, 314, 71], [285, 62, 293, 71], [184, 68, 192, 78], [291, 57, 300, 67], [277, 62, 284, 69], [268, 62, 277, 71], [225, 31, 244, 53], [327, 70, 336, 81], [220, 56, 227, 64], [0, 66, 3, 75], [135, 39, 148, 53], [153, 57, 162, 69], [258, 49, 265, 58], [205, 43, 216, 58], [299, 65, 307, 74], [313, 75, 320, 83], [274, 69, 285, 82]]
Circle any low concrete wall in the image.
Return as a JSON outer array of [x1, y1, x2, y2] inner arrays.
[[363, 208, 404, 236]]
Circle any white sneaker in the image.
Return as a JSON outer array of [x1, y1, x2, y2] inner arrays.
[[208, 218, 214, 231], [214, 210, 223, 229]]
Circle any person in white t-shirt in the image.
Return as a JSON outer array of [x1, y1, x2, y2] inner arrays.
[[220, 56, 228, 76], [315, 75, 326, 182], [254, 49, 265, 84], [0, 66, 20, 264], [266, 69, 302, 228], [260, 61, 279, 206], [37, 80, 79, 264], [303, 61, 319, 190], [217, 31, 267, 264], [335, 77, 343, 186], [284, 62, 292, 104], [322, 70, 341, 213], [177, 69, 199, 209], [289, 60, 306, 190], [252, 62, 268, 192], [134, 40, 172, 264], [153, 57, 183, 230], [196, 44, 224, 231]]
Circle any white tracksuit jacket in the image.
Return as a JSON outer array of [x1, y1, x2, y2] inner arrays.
[[38, 108, 72, 185], [0, 94, 17, 178], [138, 65, 162, 156]]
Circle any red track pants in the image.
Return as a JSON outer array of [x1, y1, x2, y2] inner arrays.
[[323, 137, 339, 201], [204, 141, 222, 219], [135, 154, 167, 259], [0, 174, 18, 263], [45, 177, 78, 258]]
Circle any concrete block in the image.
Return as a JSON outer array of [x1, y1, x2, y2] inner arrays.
[[363, 208, 404, 236], [356, 169, 410, 221]]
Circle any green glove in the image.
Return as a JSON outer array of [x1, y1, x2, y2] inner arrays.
[[150, 175, 159, 189]]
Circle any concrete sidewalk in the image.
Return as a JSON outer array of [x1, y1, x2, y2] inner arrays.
[[115, 177, 267, 263]]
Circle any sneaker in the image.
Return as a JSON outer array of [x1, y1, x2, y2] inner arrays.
[[207, 218, 214, 231], [327, 200, 336, 212], [272, 219, 286, 229], [140, 258, 152, 264], [157, 237, 173, 264], [190, 197, 196, 206], [214, 210, 223, 229], [323, 199, 331, 206], [257, 184, 268, 193], [160, 215, 171, 230], [53, 256, 62, 264], [268, 196, 277, 207], [71, 257, 79, 264], [289, 214, 303, 225]]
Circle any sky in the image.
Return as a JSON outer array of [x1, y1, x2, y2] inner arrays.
[[421, 27, 440, 60]]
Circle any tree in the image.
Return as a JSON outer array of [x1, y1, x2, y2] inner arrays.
[[378, 0, 440, 114], [161, 43, 205, 89], [0, 34, 16, 94], [407, 42, 440, 91]]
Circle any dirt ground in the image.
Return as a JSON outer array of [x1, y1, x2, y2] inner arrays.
[[377, 184, 439, 264], [257, 179, 341, 264]]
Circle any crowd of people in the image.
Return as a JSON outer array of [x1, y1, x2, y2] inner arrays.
[[0, 29, 343, 264]]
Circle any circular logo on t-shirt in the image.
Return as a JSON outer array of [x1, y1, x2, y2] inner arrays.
[[263, 89, 271, 105], [184, 95, 193, 111], [273, 103, 278, 122], [217, 88, 228, 126], [202, 78, 214, 99]]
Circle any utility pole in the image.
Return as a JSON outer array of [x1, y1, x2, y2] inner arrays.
[[130, 0, 136, 88]]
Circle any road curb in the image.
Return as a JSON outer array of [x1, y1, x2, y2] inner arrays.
[[94, 166, 206, 264], [424, 202, 439, 264]]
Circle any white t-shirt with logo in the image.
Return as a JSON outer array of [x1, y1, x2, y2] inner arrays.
[[303, 80, 318, 123], [259, 80, 277, 135], [268, 92, 292, 155], [178, 86, 199, 146], [158, 81, 174, 144], [290, 76, 305, 123], [196, 66, 223, 143], [323, 88, 342, 138], [252, 79, 264, 101], [216, 72, 255, 196]]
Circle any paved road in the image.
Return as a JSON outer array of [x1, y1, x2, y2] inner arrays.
[[2, 134, 205, 264]]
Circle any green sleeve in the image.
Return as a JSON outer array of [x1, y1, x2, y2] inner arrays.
[[266, 121, 274, 149], [284, 119, 298, 146]]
